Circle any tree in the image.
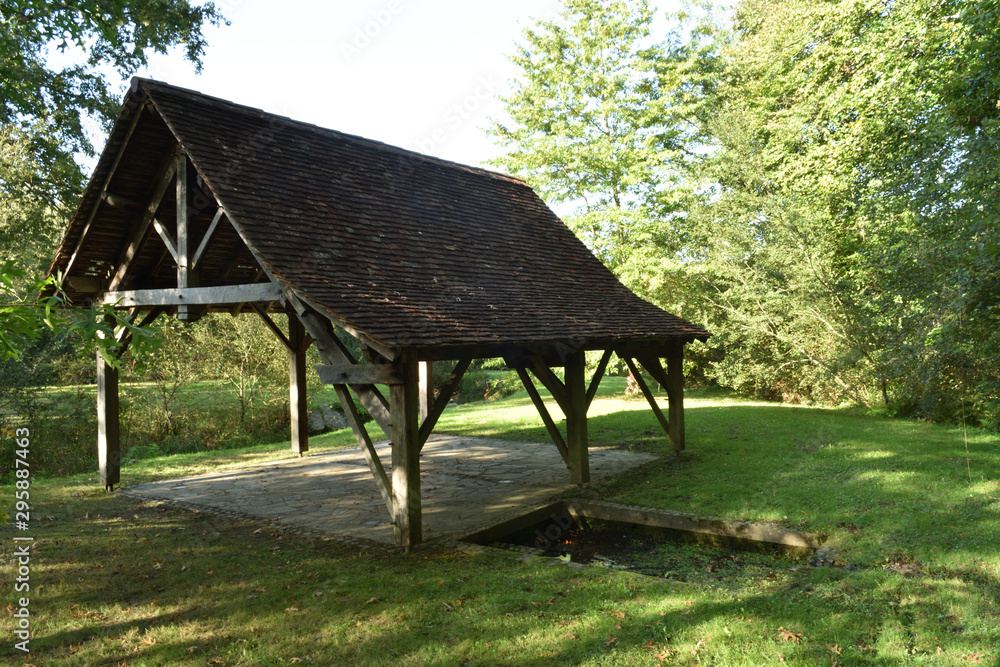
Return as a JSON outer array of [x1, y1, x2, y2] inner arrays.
[[692, 0, 1000, 421], [1, 0, 225, 200], [489, 0, 721, 297]]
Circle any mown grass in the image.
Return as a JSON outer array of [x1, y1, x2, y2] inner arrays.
[[1, 378, 999, 665]]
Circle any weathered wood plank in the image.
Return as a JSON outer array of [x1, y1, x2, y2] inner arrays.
[[288, 315, 309, 455], [564, 350, 590, 485], [334, 384, 394, 516], [390, 350, 422, 549], [623, 357, 671, 437], [97, 350, 120, 492], [316, 363, 404, 385], [513, 365, 569, 464], [102, 283, 281, 307], [418, 357, 471, 450], [418, 361, 432, 422]]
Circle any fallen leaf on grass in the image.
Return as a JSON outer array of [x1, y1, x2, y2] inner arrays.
[[365, 597, 379, 605], [563, 632, 578, 640], [286, 603, 299, 612], [777, 627, 803, 644], [606, 635, 617, 647], [827, 643, 841, 655], [141, 637, 156, 646], [441, 601, 453, 611]]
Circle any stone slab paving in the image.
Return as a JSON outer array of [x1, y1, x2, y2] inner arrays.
[[122, 435, 658, 546]]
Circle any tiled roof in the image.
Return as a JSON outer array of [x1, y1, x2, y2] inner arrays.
[[49, 79, 709, 353]]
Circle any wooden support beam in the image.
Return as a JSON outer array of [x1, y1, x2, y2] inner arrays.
[[666, 351, 685, 452], [102, 283, 281, 307], [635, 353, 669, 390], [191, 207, 225, 270], [150, 217, 178, 261], [316, 363, 403, 385], [333, 385, 394, 516], [623, 357, 672, 439], [107, 153, 179, 292], [419, 357, 471, 450], [288, 314, 309, 455], [513, 365, 568, 464], [564, 350, 590, 485], [390, 349, 422, 549], [528, 357, 570, 415], [97, 350, 120, 492], [291, 305, 392, 438], [249, 303, 292, 352], [175, 153, 201, 322], [418, 361, 432, 422], [115, 307, 164, 357], [586, 349, 614, 410]]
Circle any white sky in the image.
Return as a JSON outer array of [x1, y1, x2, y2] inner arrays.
[[130, 0, 679, 170]]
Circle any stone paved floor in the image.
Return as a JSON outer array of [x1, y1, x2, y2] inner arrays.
[[122, 435, 658, 546]]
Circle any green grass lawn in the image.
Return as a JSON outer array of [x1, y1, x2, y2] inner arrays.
[[2, 381, 998, 665]]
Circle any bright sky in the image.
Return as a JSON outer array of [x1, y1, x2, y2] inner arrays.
[[132, 0, 679, 170]]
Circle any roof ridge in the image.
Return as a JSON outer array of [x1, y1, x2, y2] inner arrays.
[[132, 77, 528, 187]]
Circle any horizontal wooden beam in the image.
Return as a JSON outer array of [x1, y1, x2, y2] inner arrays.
[[102, 283, 280, 308], [316, 363, 404, 386]]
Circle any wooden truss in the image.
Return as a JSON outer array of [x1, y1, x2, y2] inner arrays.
[[92, 150, 692, 551]]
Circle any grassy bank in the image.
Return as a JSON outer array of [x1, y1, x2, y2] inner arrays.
[[1, 382, 998, 665]]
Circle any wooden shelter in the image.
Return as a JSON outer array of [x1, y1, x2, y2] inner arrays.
[[47, 79, 710, 549]]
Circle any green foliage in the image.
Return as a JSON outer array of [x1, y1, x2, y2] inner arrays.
[[686, 0, 1000, 421], [489, 0, 721, 278], [0, 0, 225, 199]]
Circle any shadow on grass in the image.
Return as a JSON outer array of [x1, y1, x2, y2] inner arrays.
[[16, 496, 1000, 665]]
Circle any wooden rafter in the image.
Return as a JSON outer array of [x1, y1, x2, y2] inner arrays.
[[107, 153, 179, 291], [63, 100, 149, 280]]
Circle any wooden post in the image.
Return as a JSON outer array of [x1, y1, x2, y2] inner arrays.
[[418, 361, 432, 422], [97, 351, 120, 491], [288, 314, 309, 455], [666, 348, 685, 452], [391, 349, 422, 549], [175, 153, 200, 322], [564, 350, 590, 485]]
